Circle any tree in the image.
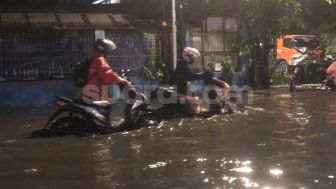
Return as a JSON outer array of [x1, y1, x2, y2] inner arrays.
[[326, 0, 336, 4], [301, 0, 336, 33], [238, 0, 303, 89]]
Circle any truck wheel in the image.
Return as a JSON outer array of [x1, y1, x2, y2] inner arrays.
[[276, 60, 288, 74]]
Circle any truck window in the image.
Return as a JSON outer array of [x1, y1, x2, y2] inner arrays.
[[294, 37, 319, 50], [283, 38, 294, 48]]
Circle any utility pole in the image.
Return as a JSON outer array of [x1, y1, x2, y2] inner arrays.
[[172, 0, 177, 71], [179, 0, 184, 52]]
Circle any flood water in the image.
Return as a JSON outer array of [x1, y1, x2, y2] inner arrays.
[[1, 88, 336, 189]]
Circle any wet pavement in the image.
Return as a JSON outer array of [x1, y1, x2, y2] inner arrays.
[[1, 88, 336, 189]]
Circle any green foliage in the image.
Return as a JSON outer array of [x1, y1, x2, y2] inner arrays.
[[326, 0, 336, 5], [232, 39, 252, 57], [220, 56, 234, 83], [301, 0, 336, 34], [238, 0, 303, 88], [269, 57, 292, 86], [143, 58, 165, 81], [240, 0, 303, 42]]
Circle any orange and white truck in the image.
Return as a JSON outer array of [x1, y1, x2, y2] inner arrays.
[[275, 35, 323, 73]]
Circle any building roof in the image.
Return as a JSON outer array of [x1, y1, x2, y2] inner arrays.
[[0, 12, 134, 30]]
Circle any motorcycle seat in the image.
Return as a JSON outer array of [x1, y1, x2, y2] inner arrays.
[[92, 101, 111, 108], [72, 99, 111, 112]]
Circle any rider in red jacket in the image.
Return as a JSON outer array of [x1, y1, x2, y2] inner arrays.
[[81, 39, 129, 103], [327, 60, 336, 76]]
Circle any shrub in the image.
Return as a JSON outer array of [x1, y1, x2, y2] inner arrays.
[[143, 58, 165, 80], [269, 57, 292, 86], [221, 56, 234, 83]]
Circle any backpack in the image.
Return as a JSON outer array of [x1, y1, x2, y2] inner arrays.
[[73, 58, 94, 88]]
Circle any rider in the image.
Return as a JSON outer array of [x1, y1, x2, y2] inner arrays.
[[325, 57, 336, 88], [327, 59, 336, 76], [167, 47, 213, 115], [170, 47, 205, 95], [81, 39, 130, 104]]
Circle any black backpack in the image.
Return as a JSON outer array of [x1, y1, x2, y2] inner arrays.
[[73, 58, 94, 88]]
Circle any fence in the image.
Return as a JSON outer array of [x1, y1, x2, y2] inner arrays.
[[105, 31, 161, 76], [0, 30, 160, 81]]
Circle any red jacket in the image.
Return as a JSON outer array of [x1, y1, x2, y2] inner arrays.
[[81, 52, 122, 103], [327, 61, 336, 75]]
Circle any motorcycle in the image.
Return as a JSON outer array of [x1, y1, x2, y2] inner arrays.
[[30, 72, 232, 138], [155, 71, 233, 117], [30, 83, 153, 137], [289, 47, 325, 92]]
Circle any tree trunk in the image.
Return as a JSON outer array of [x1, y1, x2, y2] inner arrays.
[[252, 42, 270, 90], [254, 44, 263, 89]]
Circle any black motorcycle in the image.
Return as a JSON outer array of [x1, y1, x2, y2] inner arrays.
[[30, 72, 233, 137], [30, 83, 154, 137]]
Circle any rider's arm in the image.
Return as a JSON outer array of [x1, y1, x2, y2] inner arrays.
[[94, 57, 127, 85], [187, 69, 213, 82], [191, 72, 208, 80]]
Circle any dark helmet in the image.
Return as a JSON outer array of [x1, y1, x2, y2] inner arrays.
[[94, 39, 117, 55]]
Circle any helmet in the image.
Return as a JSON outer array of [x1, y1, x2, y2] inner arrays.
[[182, 47, 201, 63], [94, 39, 117, 54]]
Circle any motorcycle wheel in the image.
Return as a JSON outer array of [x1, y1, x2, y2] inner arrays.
[[47, 117, 83, 136]]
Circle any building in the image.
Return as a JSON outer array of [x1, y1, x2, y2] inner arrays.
[[0, 0, 243, 107], [0, 0, 162, 107]]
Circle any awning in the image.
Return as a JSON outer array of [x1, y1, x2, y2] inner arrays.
[[85, 13, 113, 27], [58, 13, 86, 27], [0, 12, 134, 30], [1, 13, 27, 26]]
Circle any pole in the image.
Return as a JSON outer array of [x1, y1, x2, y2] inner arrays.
[[179, 0, 184, 51], [172, 0, 177, 71]]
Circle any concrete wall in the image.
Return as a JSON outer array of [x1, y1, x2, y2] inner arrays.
[[0, 77, 160, 108], [0, 80, 78, 108], [0, 74, 249, 108]]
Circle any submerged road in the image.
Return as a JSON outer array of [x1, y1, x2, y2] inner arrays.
[[0, 88, 336, 189]]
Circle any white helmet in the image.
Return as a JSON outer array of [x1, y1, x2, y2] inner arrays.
[[182, 47, 201, 63], [94, 39, 117, 54]]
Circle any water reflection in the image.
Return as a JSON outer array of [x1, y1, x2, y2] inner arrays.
[[269, 168, 283, 177], [327, 104, 336, 124], [0, 90, 336, 188], [148, 162, 167, 169]]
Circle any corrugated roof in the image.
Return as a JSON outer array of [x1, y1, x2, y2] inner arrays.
[[109, 14, 130, 25], [58, 13, 86, 26], [85, 13, 113, 27], [1, 13, 27, 26], [28, 13, 58, 26], [0, 12, 133, 30]]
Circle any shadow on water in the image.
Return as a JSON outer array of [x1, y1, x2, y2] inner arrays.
[[1, 89, 336, 189]]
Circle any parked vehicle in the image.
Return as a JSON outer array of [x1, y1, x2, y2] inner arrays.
[[275, 35, 323, 74]]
